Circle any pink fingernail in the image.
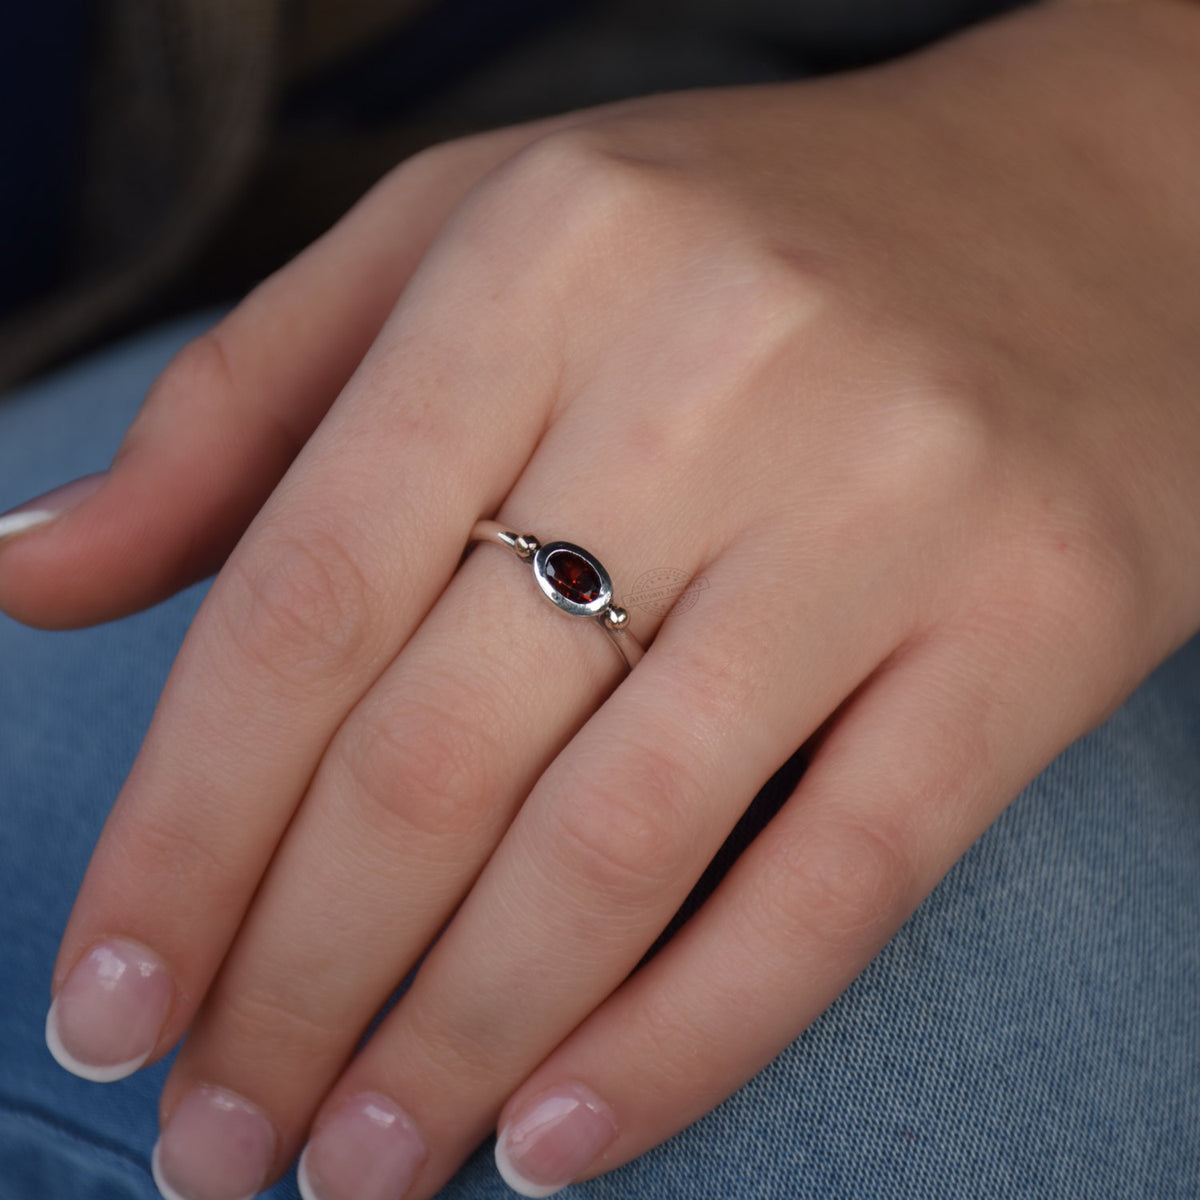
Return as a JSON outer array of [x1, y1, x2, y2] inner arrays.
[[298, 1092, 426, 1200], [152, 1085, 277, 1200], [495, 1083, 618, 1198], [0, 472, 107, 541], [45, 938, 174, 1082]]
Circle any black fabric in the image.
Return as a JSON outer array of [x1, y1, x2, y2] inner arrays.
[[0, 2, 91, 315]]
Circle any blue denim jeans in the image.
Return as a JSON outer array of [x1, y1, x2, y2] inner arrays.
[[1, 315, 1197, 1199]]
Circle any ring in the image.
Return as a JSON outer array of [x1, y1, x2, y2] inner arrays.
[[468, 518, 645, 670]]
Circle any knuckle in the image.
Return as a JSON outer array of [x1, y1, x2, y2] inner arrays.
[[380, 137, 468, 191], [221, 524, 378, 690], [867, 379, 995, 511], [803, 319, 1002, 515], [998, 492, 1146, 692], [120, 330, 236, 456], [759, 814, 914, 948], [212, 978, 344, 1065], [383, 125, 520, 192], [510, 126, 622, 191], [756, 241, 845, 326], [550, 743, 696, 903], [337, 689, 499, 845], [626, 986, 714, 1091], [402, 995, 510, 1083], [158, 328, 237, 401], [659, 637, 774, 735], [496, 128, 671, 246], [601, 401, 701, 479], [122, 811, 238, 918], [594, 245, 836, 476]]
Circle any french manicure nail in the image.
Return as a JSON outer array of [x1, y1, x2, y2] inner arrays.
[[495, 1083, 618, 1199], [298, 1092, 426, 1200], [45, 938, 174, 1082], [152, 1085, 277, 1200], [0, 472, 107, 542]]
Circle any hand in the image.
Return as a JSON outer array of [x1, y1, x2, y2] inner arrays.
[[7, 2, 1200, 1197]]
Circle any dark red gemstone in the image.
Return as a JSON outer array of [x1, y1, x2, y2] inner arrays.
[[544, 549, 602, 604]]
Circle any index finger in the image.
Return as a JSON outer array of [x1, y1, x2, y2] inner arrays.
[[45, 171, 566, 1083], [0, 120, 550, 631]]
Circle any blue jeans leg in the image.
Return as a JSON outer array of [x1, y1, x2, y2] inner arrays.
[[0, 315, 1196, 1199]]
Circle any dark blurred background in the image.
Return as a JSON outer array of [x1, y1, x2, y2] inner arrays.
[[0, 0, 1023, 392]]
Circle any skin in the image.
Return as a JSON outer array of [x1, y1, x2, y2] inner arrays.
[[3, 0, 1200, 1193]]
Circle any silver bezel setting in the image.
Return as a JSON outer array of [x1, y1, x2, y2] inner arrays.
[[531, 541, 613, 617]]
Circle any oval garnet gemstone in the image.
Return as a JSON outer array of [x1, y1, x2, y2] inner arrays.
[[544, 549, 602, 605]]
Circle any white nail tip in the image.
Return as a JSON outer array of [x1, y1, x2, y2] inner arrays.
[[151, 1141, 191, 1200], [152, 1139, 260, 1200], [494, 1131, 565, 1199], [296, 1147, 321, 1200], [44, 998, 149, 1084], [0, 509, 56, 540]]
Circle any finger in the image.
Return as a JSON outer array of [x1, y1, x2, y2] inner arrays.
[[0, 122, 551, 631], [150, 501, 662, 1199], [135, 209, 853, 1198], [289, 533, 915, 1200], [46, 112, 794, 1103], [44, 136, 584, 1095], [143, 322, 741, 1195], [488, 624, 1111, 1196]]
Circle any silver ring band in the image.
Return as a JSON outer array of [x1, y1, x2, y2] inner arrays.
[[468, 518, 645, 670]]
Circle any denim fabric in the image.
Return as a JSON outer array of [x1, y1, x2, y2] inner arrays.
[[0, 315, 1196, 1198]]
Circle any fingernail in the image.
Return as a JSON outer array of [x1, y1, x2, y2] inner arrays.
[[152, 1085, 277, 1200], [298, 1092, 426, 1200], [45, 938, 174, 1082], [0, 471, 107, 541], [495, 1083, 618, 1198]]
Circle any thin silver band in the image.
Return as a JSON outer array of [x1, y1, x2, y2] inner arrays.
[[468, 518, 645, 670]]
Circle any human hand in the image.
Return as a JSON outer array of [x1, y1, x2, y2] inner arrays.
[[6, 2, 1200, 1197]]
